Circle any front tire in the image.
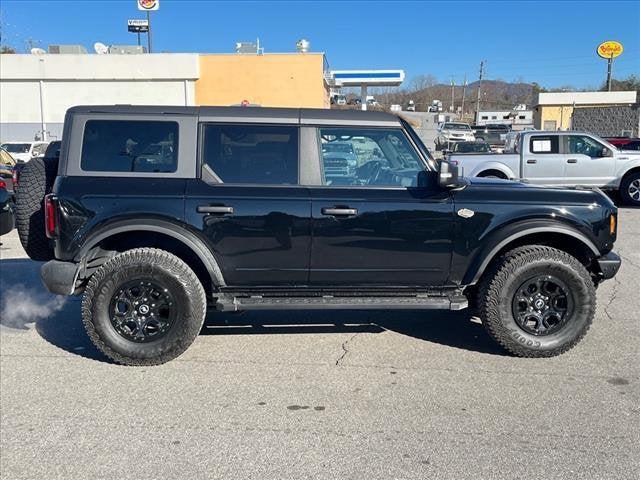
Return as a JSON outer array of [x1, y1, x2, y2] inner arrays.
[[619, 171, 640, 206], [478, 246, 595, 357], [82, 248, 206, 366]]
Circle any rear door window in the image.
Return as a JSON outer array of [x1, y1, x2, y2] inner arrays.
[[529, 136, 560, 154], [201, 124, 299, 185], [81, 120, 179, 173]]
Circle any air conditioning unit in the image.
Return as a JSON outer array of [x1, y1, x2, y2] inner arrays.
[[48, 45, 88, 54], [108, 45, 146, 55]]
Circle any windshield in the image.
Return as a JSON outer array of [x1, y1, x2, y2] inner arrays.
[[443, 123, 470, 130], [1, 143, 30, 154]]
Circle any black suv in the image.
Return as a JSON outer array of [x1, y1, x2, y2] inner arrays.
[[15, 106, 621, 365]]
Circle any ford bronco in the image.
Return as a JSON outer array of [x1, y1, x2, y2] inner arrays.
[[15, 106, 621, 365]]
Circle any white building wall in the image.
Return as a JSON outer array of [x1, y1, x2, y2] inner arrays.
[[0, 53, 199, 141]]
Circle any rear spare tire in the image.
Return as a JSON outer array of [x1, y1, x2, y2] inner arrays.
[[82, 248, 207, 366], [478, 245, 595, 357], [14, 157, 58, 260]]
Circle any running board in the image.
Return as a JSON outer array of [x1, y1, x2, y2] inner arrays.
[[215, 294, 468, 312]]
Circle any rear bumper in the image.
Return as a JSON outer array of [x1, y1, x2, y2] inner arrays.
[[41, 260, 81, 296], [597, 251, 621, 280]]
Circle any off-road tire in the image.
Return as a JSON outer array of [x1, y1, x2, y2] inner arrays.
[[478, 245, 596, 357], [619, 170, 640, 206], [14, 157, 58, 260], [82, 248, 207, 366]]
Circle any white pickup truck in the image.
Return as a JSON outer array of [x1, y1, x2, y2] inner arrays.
[[449, 130, 640, 205]]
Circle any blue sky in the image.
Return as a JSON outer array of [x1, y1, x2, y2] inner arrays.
[[1, 0, 639, 89]]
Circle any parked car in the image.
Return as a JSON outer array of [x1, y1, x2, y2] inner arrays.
[[449, 130, 640, 205], [320, 141, 358, 183], [618, 140, 640, 151], [16, 105, 620, 365], [604, 137, 639, 148], [0, 141, 48, 163], [12, 140, 61, 191], [435, 122, 475, 150], [471, 124, 510, 148], [447, 141, 492, 154], [331, 94, 347, 106], [0, 147, 16, 192], [0, 179, 15, 236]]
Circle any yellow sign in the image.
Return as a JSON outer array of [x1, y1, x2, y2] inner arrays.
[[597, 41, 623, 59]]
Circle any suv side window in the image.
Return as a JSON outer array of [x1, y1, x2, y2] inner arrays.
[[567, 135, 607, 158], [319, 128, 423, 187], [202, 124, 298, 185], [529, 135, 559, 154], [81, 120, 178, 173]]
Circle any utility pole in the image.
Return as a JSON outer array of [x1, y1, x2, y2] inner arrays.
[[146, 11, 152, 53], [450, 76, 455, 113], [475, 61, 484, 123], [461, 74, 467, 121]]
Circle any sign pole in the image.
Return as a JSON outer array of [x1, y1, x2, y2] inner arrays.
[[147, 11, 152, 53], [607, 54, 613, 91]]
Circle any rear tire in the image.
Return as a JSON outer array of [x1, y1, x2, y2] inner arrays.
[[82, 248, 206, 366], [478, 245, 595, 357], [14, 157, 58, 260], [619, 171, 640, 206]]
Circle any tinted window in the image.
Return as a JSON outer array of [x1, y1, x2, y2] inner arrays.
[[81, 120, 178, 172], [202, 125, 298, 185], [2, 143, 30, 154], [319, 128, 423, 187], [529, 136, 559, 154], [567, 135, 607, 157]]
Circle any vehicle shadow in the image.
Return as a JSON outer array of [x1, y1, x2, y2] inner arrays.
[[0, 258, 506, 363]]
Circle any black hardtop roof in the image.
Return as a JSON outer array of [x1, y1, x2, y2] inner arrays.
[[65, 105, 402, 126]]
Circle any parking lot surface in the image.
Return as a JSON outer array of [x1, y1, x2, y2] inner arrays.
[[1, 208, 639, 480]]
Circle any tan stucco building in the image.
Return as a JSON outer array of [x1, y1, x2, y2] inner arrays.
[[195, 53, 330, 108]]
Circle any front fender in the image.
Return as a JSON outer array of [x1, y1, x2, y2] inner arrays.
[[462, 219, 600, 285]]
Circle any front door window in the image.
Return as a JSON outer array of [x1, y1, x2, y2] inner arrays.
[[319, 128, 424, 187]]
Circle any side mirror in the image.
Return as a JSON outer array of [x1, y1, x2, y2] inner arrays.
[[602, 148, 613, 158], [438, 160, 462, 188]]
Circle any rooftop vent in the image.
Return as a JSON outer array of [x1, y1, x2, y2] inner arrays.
[[48, 45, 88, 54], [296, 38, 310, 53]]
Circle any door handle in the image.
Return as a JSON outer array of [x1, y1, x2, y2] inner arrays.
[[567, 158, 578, 164], [526, 159, 537, 164], [197, 205, 234, 214], [321, 207, 358, 216]]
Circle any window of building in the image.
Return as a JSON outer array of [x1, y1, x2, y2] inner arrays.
[[81, 120, 178, 173], [318, 128, 423, 187], [481, 115, 489, 120], [202, 124, 298, 185], [529, 135, 560, 154]]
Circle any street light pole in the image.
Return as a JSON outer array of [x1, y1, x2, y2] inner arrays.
[[146, 11, 152, 53]]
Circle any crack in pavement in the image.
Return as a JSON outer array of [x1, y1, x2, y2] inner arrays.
[[603, 275, 621, 321], [335, 332, 361, 366]]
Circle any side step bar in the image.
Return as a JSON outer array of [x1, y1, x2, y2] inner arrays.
[[215, 295, 468, 312]]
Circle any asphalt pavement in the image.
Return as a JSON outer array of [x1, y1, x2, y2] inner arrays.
[[1, 208, 638, 480]]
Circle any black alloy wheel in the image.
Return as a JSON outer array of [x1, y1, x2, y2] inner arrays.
[[511, 275, 573, 336], [109, 279, 177, 343]]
